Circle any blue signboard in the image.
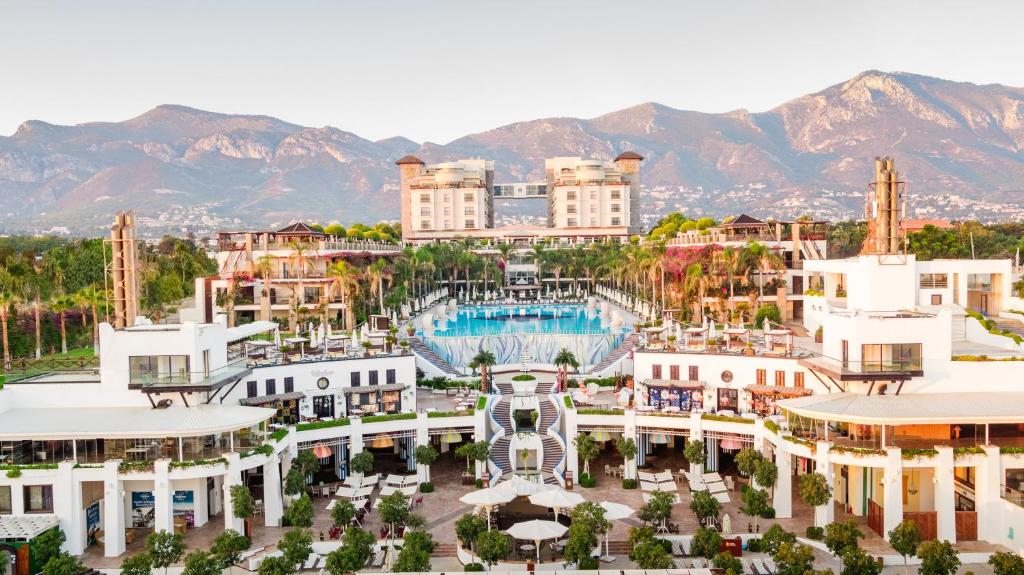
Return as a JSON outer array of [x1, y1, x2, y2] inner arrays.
[[86, 501, 100, 532], [131, 491, 155, 528]]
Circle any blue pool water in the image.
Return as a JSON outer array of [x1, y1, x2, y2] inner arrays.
[[419, 304, 631, 368], [422, 304, 626, 337]]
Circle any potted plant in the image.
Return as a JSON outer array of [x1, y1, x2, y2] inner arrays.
[[667, 335, 677, 350], [743, 342, 755, 356], [814, 326, 823, 343], [399, 340, 409, 353], [406, 324, 415, 337]]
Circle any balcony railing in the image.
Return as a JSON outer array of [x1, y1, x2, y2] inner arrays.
[[129, 359, 252, 391]]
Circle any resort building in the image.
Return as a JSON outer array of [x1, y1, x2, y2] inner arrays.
[[397, 157, 495, 240], [545, 154, 642, 233], [189, 222, 400, 328]]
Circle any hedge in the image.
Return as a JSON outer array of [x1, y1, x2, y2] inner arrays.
[[362, 412, 417, 424], [296, 418, 351, 432]]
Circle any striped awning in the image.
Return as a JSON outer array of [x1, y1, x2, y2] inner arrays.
[[745, 384, 812, 398], [645, 379, 703, 390], [239, 391, 305, 406]]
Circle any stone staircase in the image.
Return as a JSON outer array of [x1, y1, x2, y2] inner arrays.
[[587, 333, 640, 374], [432, 543, 458, 557], [492, 398, 512, 433], [490, 436, 512, 476], [495, 381, 514, 395], [406, 337, 461, 376], [541, 435, 564, 478], [535, 380, 555, 394], [992, 316, 1024, 338], [538, 397, 558, 431]]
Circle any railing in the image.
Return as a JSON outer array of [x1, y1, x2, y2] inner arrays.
[[1003, 484, 1024, 508], [3, 356, 100, 380], [130, 358, 250, 389]]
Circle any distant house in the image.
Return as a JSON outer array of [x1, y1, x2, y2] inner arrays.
[[902, 219, 953, 234]]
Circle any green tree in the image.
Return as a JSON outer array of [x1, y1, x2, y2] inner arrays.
[[378, 492, 411, 538], [120, 553, 153, 575], [285, 494, 314, 528], [350, 451, 375, 475], [294, 450, 320, 477], [182, 551, 221, 575], [574, 432, 599, 478], [331, 499, 357, 530], [475, 530, 511, 569], [773, 542, 816, 575], [414, 444, 439, 482], [685, 440, 706, 468], [284, 467, 307, 497], [455, 513, 487, 552], [988, 551, 1024, 575], [734, 448, 763, 477], [393, 531, 434, 572], [799, 472, 832, 508], [554, 348, 579, 392], [615, 436, 637, 480], [713, 551, 743, 575], [639, 490, 675, 529], [324, 527, 375, 575], [689, 489, 721, 527], [888, 520, 922, 575], [257, 555, 293, 575], [754, 459, 779, 491], [916, 540, 960, 575], [739, 485, 773, 531], [691, 526, 723, 560], [42, 552, 84, 575], [471, 350, 497, 393], [761, 524, 796, 556], [230, 484, 255, 526], [908, 226, 968, 261], [824, 519, 864, 559], [841, 547, 881, 575], [211, 529, 250, 569], [632, 537, 673, 569], [147, 530, 185, 575], [31, 528, 66, 570], [279, 529, 313, 571], [755, 304, 782, 328]]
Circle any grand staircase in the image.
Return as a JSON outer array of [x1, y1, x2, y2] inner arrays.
[[495, 381, 514, 395], [406, 337, 462, 376], [535, 380, 555, 394], [587, 333, 640, 375], [538, 397, 558, 431], [492, 398, 512, 433], [540, 435, 564, 484], [490, 436, 512, 476]]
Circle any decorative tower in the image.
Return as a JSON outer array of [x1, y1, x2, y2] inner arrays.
[[106, 211, 139, 328], [614, 151, 644, 233], [860, 156, 906, 255], [396, 155, 425, 239]]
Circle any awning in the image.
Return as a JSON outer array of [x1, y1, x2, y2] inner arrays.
[[764, 329, 792, 336], [239, 391, 305, 406], [340, 383, 405, 394], [0, 515, 59, 539], [645, 379, 703, 390], [225, 321, 278, 342], [745, 385, 812, 398]]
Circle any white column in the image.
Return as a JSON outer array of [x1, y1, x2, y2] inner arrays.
[[847, 465, 865, 517], [688, 412, 703, 475], [152, 460, 174, 535], [565, 402, 579, 485], [10, 478, 24, 514], [415, 413, 431, 484], [624, 410, 640, 481], [773, 441, 793, 518], [976, 445, 1002, 543], [193, 479, 209, 528], [222, 452, 245, 533], [102, 460, 126, 558], [55, 461, 85, 555], [883, 448, 904, 540], [263, 454, 284, 527], [934, 447, 957, 542], [814, 441, 834, 526], [473, 402, 487, 480]]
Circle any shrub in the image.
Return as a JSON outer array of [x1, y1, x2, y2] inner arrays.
[[691, 527, 723, 560], [805, 526, 824, 540], [511, 374, 536, 381], [622, 478, 637, 489], [577, 557, 599, 570], [755, 304, 782, 328], [419, 482, 434, 493], [579, 473, 597, 488], [464, 563, 484, 572], [746, 538, 762, 552]]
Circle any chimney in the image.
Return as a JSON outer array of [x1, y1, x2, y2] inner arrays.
[[107, 211, 139, 328]]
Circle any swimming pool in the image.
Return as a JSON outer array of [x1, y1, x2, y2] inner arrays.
[[419, 304, 631, 368]]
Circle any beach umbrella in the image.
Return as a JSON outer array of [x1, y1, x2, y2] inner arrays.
[[311, 444, 332, 459], [438, 431, 463, 444], [460, 487, 516, 530], [762, 316, 770, 332], [505, 519, 568, 562], [708, 320, 717, 340], [598, 501, 635, 560], [589, 430, 613, 442], [327, 322, 333, 338], [497, 475, 555, 497], [370, 435, 394, 449], [528, 489, 584, 521], [722, 513, 732, 536], [649, 433, 670, 444], [719, 435, 744, 451], [274, 328, 281, 347]]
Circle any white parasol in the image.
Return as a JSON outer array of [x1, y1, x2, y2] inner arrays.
[[598, 500, 635, 561], [505, 519, 568, 562], [496, 475, 556, 497], [528, 489, 584, 521], [459, 487, 516, 530]]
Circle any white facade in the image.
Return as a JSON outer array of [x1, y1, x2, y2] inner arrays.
[[545, 157, 632, 230]]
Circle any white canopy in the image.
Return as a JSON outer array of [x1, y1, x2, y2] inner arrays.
[[496, 475, 556, 497], [459, 486, 515, 529], [225, 320, 278, 342], [528, 489, 585, 515], [505, 519, 568, 561], [598, 500, 635, 521]]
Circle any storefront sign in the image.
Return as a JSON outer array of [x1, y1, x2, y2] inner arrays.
[[131, 492, 155, 528]]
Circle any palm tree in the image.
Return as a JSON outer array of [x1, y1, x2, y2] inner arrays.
[[472, 350, 497, 394], [745, 241, 784, 307], [0, 290, 17, 366], [49, 295, 75, 354], [76, 286, 104, 353], [684, 263, 709, 322], [286, 240, 314, 307], [553, 348, 579, 392], [715, 247, 742, 315], [254, 255, 274, 322], [365, 258, 390, 314], [326, 261, 362, 330]]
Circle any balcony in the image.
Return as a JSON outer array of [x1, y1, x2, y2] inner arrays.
[[129, 359, 252, 393]]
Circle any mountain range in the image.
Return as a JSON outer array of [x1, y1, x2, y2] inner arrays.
[[3, 70, 1024, 236]]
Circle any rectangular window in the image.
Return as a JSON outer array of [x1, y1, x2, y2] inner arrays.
[[688, 366, 699, 381], [419, 207, 431, 216], [284, 377, 294, 393], [669, 365, 680, 380], [567, 218, 578, 227], [386, 369, 396, 384], [611, 204, 621, 213], [931, 294, 942, 305], [464, 206, 475, 215], [590, 204, 598, 213], [611, 190, 622, 200], [652, 364, 662, 379], [313, 395, 335, 419], [369, 371, 379, 386], [718, 389, 739, 411], [464, 220, 475, 228], [128, 355, 190, 386], [756, 369, 766, 385], [265, 379, 276, 395], [0, 486, 10, 514], [443, 207, 451, 216], [247, 380, 257, 398], [794, 372, 804, 389], [24, 485, 53, 513], [775, 370, 785, 386], [611, 217, 621, 226], [920, 273, 948, 288], [566, 191, 577, 201], [419, 193, 431, 203], [464, 192, 474, 202], [351, 372, 361, 387], [420, 220, 431, 230], [861, 343, 923, 372], [566, 205, 577, 214]]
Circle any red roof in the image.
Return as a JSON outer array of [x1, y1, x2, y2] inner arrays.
[[395, 155, 425, 165], [614, 151, 644, 161], [902, 219, 953, 233]]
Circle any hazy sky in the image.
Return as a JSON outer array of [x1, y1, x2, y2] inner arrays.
[[3, 0, 1024, 143]]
